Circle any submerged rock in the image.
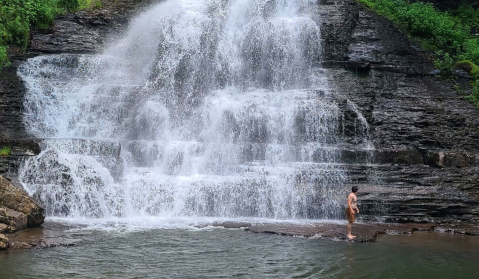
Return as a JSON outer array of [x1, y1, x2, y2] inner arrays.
[[0, 176, 45, 227]]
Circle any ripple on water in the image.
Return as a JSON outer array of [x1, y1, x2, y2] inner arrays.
[[1, 228, 479, 278]]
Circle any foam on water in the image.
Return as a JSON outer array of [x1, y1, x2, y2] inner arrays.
[[48, 216, 346, 232], [17, 0, 369, 225]]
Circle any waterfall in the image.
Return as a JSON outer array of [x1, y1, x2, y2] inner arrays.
[[17, 0, 354, 220]]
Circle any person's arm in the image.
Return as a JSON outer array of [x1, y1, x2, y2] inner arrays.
[[355, 194, 360, 213]]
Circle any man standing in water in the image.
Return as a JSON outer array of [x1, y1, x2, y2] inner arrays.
[[346, 186, 359, 240]]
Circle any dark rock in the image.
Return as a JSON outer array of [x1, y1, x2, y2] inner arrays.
[[211, 221, 252, 229], [0, 176, 45, 227], [319, 0, 479, 224], [0, 60, 32, 139], [29, 0, 156, 54], [0, 208, 28, 232], [374, 149, 424, 165], [453, 69, 471, 79], [424, 151, 476, 168], [7, 221, 84, 250], [1, 0, 479, 225], [243, 222, 435, 243], [0, 223, 7, 233]]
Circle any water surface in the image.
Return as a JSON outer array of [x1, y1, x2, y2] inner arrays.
[[1, 227, 478, 278]]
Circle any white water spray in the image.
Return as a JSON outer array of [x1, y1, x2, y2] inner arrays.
[[18, 0, 357, 221]]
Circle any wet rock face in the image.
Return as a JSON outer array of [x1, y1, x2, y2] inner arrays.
[[29, 0, 156, 54], [320, 0, 479, 223], [0, 176, 45, 227], [1, 0, 479, 224], [0, 60, 31, 139]]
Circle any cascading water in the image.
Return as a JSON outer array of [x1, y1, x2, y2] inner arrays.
[[17, 0, 363, 221]]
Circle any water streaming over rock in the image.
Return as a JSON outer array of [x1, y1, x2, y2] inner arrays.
[[17, 0, 371, 220]]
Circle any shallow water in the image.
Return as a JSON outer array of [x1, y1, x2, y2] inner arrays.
[[1, 226, 478, 278]]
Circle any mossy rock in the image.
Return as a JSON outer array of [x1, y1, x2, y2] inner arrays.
[[455, 60, 479, 79]]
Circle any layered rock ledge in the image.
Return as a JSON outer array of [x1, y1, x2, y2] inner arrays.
[[0, 176, 45, 250], [210, 221, 479, 243], [318, 0, 479, 224], [1, 0, 479, 226]]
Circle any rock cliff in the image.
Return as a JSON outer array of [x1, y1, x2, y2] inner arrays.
[[0, 0, 478, 224], [320, 0, 479, 223]]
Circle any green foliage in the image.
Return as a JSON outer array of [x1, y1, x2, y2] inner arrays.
[[467, 81, 479, 108], [58, 0, 81, 12], [357, 0, 470, 54], [458, 38, 479, 65], [357, 0, 479, 108], [0, 147, 11, 156], [64, 0, 102, 11], [455, 60, 479, 79], [0, 0, 61, 70], [0, 46, 9, 70], [434, 51, 454, 76], [0, 0, 102, 71], [453, 4, 479, 32], [93, 0, 102, 10]]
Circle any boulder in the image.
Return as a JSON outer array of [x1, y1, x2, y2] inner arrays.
[[0, 234, 9, 250], [0, 208, 28, 232], [0, 176, 45, 227], [0, 223, 7, 233]]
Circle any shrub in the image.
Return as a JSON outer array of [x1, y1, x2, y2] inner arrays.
[[0, 0, 100, 71], [0, 46, 8, 69], [0, 147, 11, 156], [467, 82, 479, 108], [59, 0, 81, 12], [453, 4, 479, 31], [455, 60, 479, 79], [357, 0, 479, 108], [459, 38, 479, 66]]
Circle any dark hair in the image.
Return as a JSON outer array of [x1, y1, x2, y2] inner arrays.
[[352, 186, 358, 193]]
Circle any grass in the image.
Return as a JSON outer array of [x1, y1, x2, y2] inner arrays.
[[0, 147, 11, 156], [356, 0, 479, 107]]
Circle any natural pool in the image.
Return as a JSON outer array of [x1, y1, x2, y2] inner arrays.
[[1, 223, 478, 278]]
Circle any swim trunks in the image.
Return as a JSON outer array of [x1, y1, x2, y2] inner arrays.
[[346, 207, 355, 222]]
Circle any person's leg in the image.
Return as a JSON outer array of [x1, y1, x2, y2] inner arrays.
[[347, 221, 356, 239], [347, 221, 352, 238]]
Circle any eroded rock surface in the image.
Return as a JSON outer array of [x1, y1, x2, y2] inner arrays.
[[7, 221, 84, 250], [0, 176, 45, 227], [0, 208, 28, 232], [209, 221, 479, 243], [319, 0, 479, 223], [1, 0, 479, 225], [30, 0, 156, 54]]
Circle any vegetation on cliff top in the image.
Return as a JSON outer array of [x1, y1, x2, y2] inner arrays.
[[357, 0, 479, 107], [0, 0, 102, 71]]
